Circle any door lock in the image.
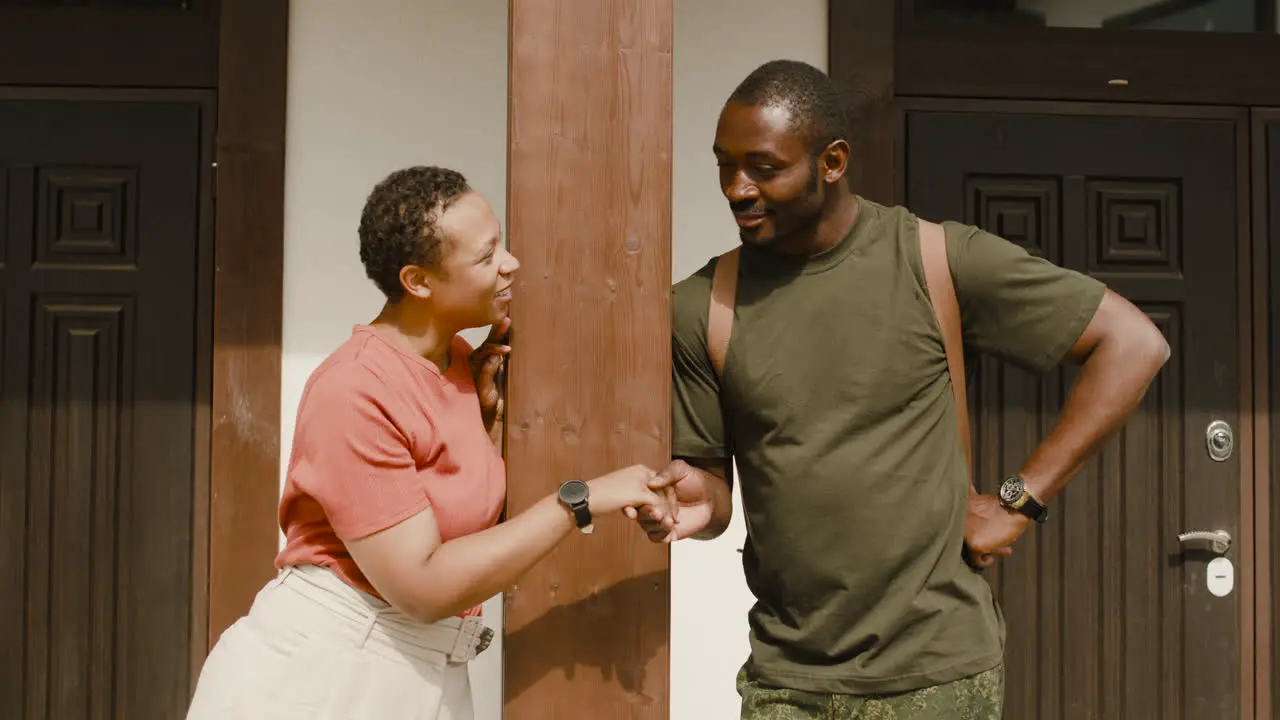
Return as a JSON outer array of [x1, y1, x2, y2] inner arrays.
[[1205, 420, 1233, 462]]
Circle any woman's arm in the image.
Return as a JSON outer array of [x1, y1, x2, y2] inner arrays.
[[346, 464, 668, 623]]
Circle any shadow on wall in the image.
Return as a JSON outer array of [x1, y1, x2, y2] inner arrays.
[[504, 570, 670, 701]]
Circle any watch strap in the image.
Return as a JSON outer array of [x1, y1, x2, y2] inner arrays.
[[568, 501, 592, 529], [1020, 493, 1048, 523]]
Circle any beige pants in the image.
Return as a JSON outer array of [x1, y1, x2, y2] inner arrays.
[[186, 565, 477, 720]]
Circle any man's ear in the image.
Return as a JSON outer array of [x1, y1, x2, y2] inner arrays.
[[821, 139, 850, 185], [399, 265, 433, 301]]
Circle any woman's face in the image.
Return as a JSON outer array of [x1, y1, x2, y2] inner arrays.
[[424, 191, 519, 330]]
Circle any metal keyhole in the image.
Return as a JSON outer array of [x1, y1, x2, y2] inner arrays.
[[1205, 420, 1233, 462]]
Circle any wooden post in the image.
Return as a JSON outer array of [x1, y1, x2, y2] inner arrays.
[[208, 0, 288, 648], [504, 0, 673, 717]]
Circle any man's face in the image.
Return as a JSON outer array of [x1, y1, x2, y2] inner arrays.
[[713, 102, 825, 249]]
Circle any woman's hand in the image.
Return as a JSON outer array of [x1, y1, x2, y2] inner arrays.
[[469, 317, 511, 433]]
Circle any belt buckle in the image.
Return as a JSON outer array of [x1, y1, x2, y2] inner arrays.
[[476, 625, 494, 655], [449, 616, 494, 663]]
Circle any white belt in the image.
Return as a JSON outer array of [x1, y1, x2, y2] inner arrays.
[[271, 565, 494, 663]]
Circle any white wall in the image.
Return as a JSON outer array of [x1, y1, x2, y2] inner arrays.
[[283, 2, 827, 718], [282, 3, 509, 719]]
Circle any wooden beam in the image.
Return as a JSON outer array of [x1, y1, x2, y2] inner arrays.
[[208, 0, 289, 646], [504, 0, 672, 717]]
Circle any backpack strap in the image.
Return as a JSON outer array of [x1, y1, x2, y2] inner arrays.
[[706, 247, 740, 378], [917, 219, 973, 482]]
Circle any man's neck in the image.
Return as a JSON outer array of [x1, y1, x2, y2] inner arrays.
[[780, 194, 861, 257], [369, 302, 455, 371]]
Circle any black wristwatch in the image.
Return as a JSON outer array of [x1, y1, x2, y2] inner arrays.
[[558, 479, 594, 534], [997, 475, 1048, 523]]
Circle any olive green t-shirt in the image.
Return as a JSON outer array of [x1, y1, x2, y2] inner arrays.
[[671, 198, 1105, 695]]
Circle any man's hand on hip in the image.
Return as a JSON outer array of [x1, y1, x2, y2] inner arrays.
[[963, 494, 1027, 569]]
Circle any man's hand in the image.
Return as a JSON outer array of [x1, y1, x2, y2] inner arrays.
[[963, 494, 1026, 569], [625, 459, 724, 542], [468, 316, 511, 433]]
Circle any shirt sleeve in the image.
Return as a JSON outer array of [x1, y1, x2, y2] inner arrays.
[[946, 222, 1107, 374], [293, 365, 432, 541], [671, 261, 731, 460]]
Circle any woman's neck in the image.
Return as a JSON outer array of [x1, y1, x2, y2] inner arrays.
[[369, 302, 455, 372]]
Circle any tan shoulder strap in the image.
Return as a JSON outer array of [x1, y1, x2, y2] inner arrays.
[[706, 248, 740, 378], [918, 219, 972, 479]]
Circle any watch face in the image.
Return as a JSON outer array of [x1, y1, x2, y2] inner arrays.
[[999, 476, 1024, 504], [559, 479, 589, 505]]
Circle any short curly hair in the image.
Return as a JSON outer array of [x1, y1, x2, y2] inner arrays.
[[727, 59, 848, 155], [358, 166, 471, 302]]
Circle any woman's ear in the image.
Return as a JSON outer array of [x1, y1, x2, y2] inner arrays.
[[399, 265, 433, 301]]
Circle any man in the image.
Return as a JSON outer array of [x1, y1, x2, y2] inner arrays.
[[636, 60, 1170, 717]]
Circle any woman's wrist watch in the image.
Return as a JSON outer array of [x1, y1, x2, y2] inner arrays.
[[558, 479, 593, 534]]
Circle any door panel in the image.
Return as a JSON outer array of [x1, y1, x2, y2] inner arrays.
[[0, 98, 203, 719], [906, 107, 1242, 720], [1262, 111, 1280, 720], [0, 0, 217, 88]]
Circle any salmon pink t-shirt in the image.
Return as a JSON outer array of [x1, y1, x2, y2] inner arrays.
[[275, 325, 506, 613]]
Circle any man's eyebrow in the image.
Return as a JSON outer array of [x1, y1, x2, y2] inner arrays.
[[713, 147, 784, 163]]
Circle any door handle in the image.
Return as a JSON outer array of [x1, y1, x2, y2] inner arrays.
[[1177, 530, 1231, 554]]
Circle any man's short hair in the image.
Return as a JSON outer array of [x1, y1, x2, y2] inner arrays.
[[727, 59, 849, 154], [358, 166, 470, 302]]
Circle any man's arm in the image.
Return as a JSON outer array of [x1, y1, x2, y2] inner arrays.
[[1020, 288, 1170, 503], [964, 288, 1169, 561], [947, 224, 1171, 561], [659, 264, 738, 542], [347, 463, 666, 624]]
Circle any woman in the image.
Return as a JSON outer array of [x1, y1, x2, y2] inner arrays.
[[186, 166, 673, 719]]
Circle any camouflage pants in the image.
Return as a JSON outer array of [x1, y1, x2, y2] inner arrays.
[[737, 665, 1004, 720]]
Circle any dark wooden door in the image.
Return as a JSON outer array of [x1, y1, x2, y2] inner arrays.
[[0, 96, 204, 719], [905, 104, 1243, 720]]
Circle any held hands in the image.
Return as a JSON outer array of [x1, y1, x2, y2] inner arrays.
[[626, 460, 715, 543], [468, 317, 511, 433], [963, 493, 1029, 569], [586, 465, 677, 534]]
